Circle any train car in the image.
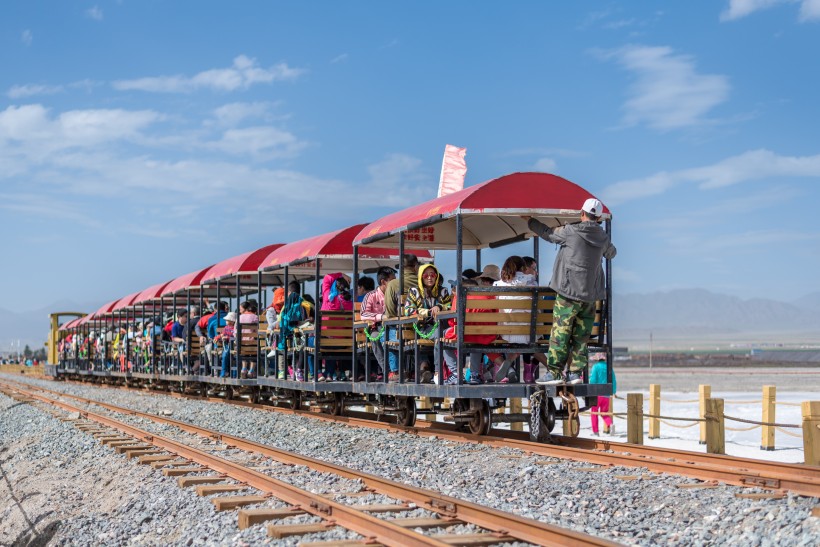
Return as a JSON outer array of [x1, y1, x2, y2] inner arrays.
[[51, 171, 614, 442]]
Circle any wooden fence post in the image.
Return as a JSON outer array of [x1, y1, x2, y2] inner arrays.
[[648, 384, 661, 439], [761, 385, 776, 451], [699, 384, 711, 445], [627, 393, 643, 445], [802, 401, 820, 467], [705, 398, 725, 455]]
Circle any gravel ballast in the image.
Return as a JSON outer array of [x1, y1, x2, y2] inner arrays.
[[1, 373, 818, 546]]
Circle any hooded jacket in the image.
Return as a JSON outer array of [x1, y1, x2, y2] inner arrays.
[[384, 266, 420, 318], [403, 264, 452, 323], [528, 218, 616, 302]]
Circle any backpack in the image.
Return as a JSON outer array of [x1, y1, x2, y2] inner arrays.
[[197, 312, 214, 330]]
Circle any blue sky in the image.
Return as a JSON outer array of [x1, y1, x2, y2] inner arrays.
[[2, 1, 820, 314]]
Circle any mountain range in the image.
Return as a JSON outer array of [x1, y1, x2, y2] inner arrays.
[[2, 289, 819, 353]]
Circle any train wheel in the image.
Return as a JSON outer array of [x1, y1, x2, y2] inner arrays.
[[289, 391, 301, 410], [250, 388, 261, 404], [468, 399, 492, 436], [329, 392, 345, 416], [225, 386, 234, 400], [452, 399, 469, 432], [396, 396, 417, 427]]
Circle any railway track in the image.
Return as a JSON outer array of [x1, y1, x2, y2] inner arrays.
[[9, 377, 820, 498], [0, 380, 616, 546]]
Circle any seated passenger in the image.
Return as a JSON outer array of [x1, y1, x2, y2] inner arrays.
[[319, 272, 353, 380], [238, 300, 259, 379], [215, 311, 237, 378], [360, 267, 396, 380], [356, 276, 375, 303], [277, 282, 309, 380], [403, 264, 452, 383], [384, 253, 421, 380], [492, 256, 548, 383], [441, 278, 502, 385]]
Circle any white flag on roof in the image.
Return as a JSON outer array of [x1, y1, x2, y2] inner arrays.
[[437, 144, 467, 198]]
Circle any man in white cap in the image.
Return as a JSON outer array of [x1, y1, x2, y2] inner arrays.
[[525, 198, 616, 385]]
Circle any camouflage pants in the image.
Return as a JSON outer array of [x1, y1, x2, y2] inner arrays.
[[547, 295, 595, 374]]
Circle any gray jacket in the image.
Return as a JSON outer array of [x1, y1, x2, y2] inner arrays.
[[528, 218, 616, 302]]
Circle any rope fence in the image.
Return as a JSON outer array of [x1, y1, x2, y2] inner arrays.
[[513, 384, 819, 465]]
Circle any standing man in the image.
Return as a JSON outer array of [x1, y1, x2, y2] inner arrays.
[[525, 198, 616, 385]]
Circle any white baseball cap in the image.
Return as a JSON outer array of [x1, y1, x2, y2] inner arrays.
[[582, 198, 603, 217]]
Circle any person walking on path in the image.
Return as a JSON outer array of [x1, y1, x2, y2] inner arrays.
[[589, 352, 616, 435], [525, 198, 617, 385]]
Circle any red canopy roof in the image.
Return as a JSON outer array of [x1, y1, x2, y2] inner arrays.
[[353, 172, 610, 250], [111, 292, 141, 313], [133, 280, 173, 306], [60, 317, 83, 331], [261, 224, 430, 278], [201, 244, 284, 284], [91, 299, 119, 319], [161, 264, 216, 297]]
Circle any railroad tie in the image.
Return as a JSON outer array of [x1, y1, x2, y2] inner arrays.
[[429, 532, 514, 546], [137, 454, 178, 465], [267, 522, 336, 539], [212, 495, 268, 511], [162, 466, 207, 477], [150, 459, 190, 469], [237, 507, 307, 529], [178, 476, 228, 488]]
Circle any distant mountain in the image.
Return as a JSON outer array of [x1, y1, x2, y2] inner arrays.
[[612, 288, 820, 341], [792, 291, 820, 312]]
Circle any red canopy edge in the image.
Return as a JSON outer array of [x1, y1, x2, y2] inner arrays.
[[161, 264, 217, 297], [201, 244, 285, 283], [261, 224, 430, 271], [353, 172, 609, 246]]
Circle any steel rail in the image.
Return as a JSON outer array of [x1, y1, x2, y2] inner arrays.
[[12, 377, 820, 497], [1, 381, 617, 547]]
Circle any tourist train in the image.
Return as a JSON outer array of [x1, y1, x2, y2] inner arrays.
[[47, 172, 614, 441]]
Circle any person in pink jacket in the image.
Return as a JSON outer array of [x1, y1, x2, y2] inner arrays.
[[321, 272, 354, 312], [318, 272, 353, 380]]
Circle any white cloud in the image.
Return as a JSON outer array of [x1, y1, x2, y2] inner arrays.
[[331, 53, 349, 64], [209, 126, 307, 160], [86, 6, 103, 21], [534, 157, 557, 172], [602, 149, 820, 205], [21, 30, 32, 46], [211, 102, 274, 127], [366, 153, 434, 206], [0, 104, 162, 150], [603, 45, 730, 130], [112, 55, 305, 93], [7, 84, 63, 99], [721, 0, 787, 21], [720, 0, 820, 21], [800, 0, 820, 20]]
